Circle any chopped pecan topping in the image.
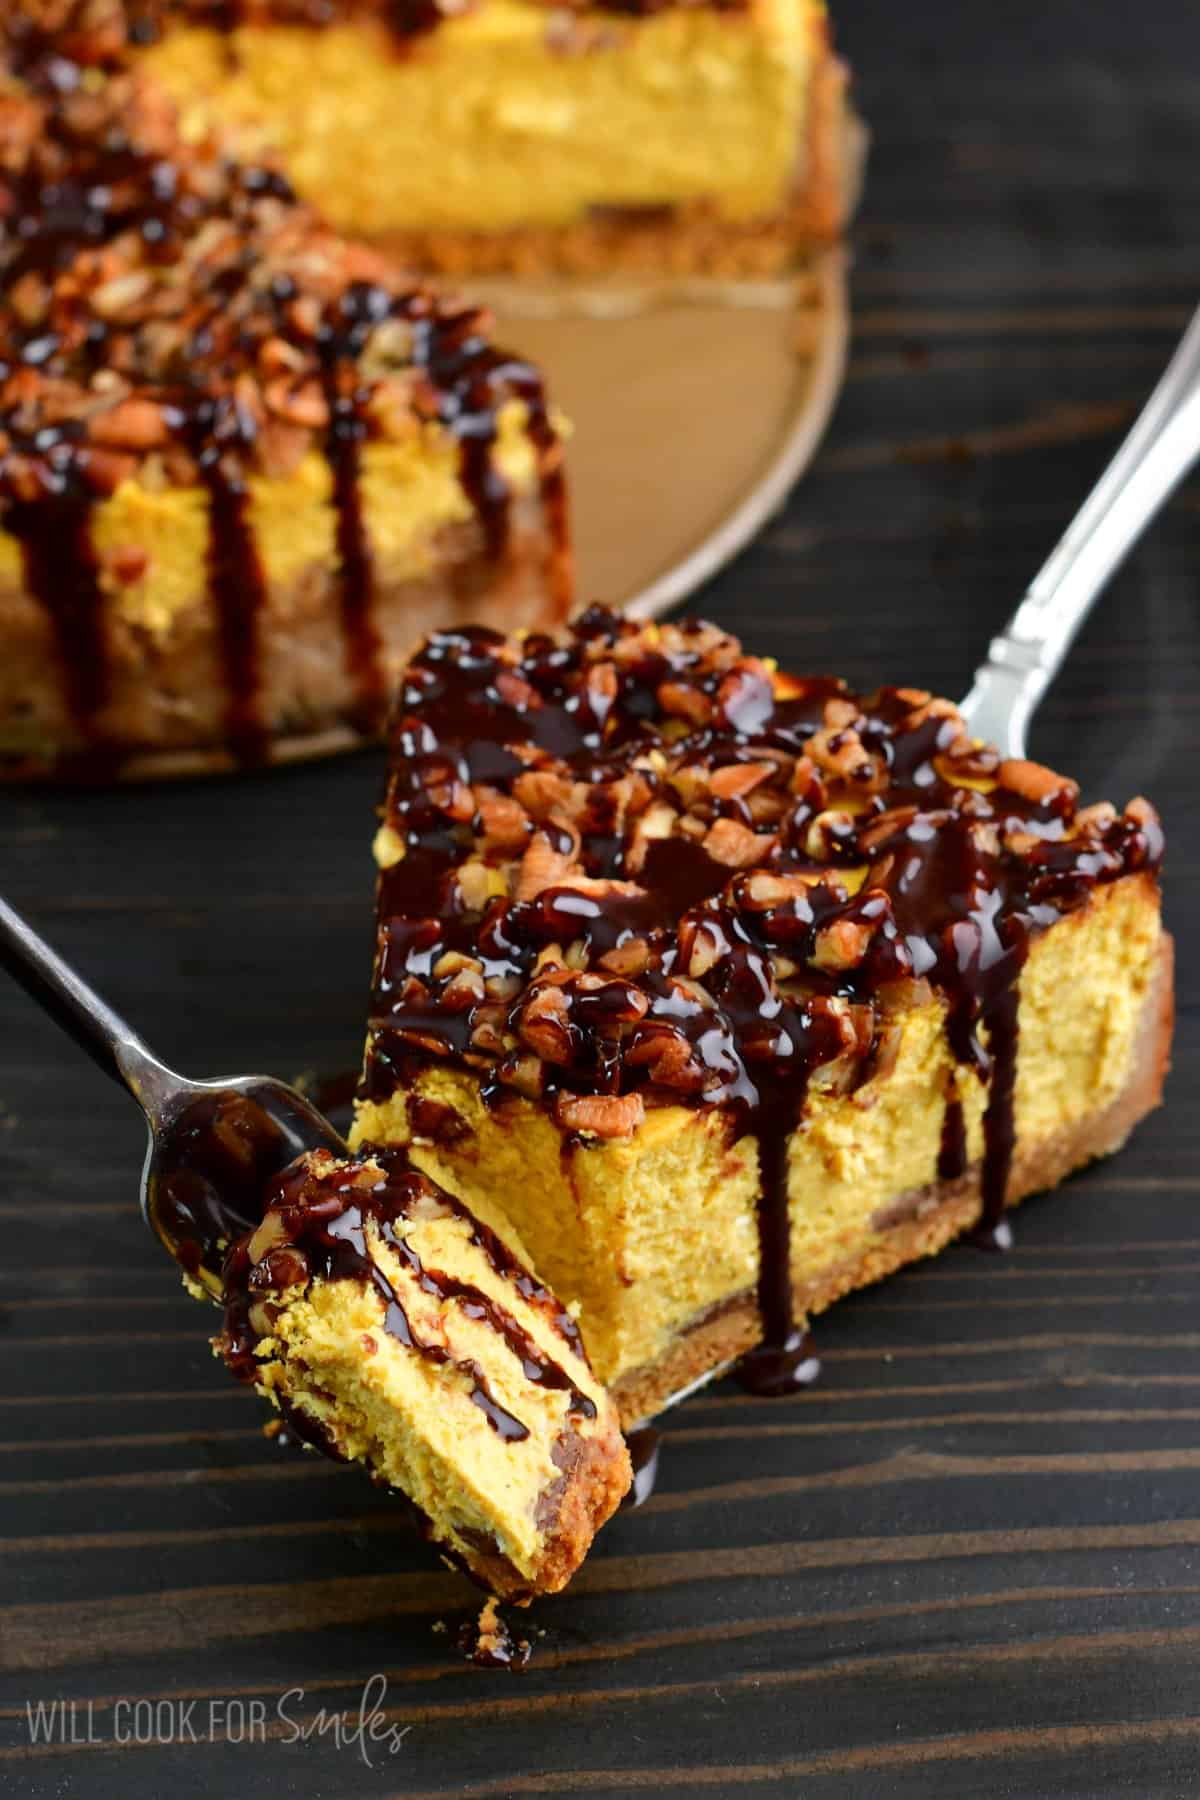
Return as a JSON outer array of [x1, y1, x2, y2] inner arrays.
[[553, 1092, 646, 1139], [362, 608, 1164, 1162], [704, 817, 773, 868]]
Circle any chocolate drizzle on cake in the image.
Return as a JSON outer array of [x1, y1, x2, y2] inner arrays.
[[621, 1424, 662, 1507], [220, 1147, 600, 1446], [361, 608, 1165, 1385], [0, 43, 568, 772]]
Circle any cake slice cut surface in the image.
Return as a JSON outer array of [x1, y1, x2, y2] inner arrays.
[[219, 1147, 630, 1598], [352, 608, 1170, 1424]]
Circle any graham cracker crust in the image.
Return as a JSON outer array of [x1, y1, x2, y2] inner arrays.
[[612, 934, 1174, 1429], [454, 1414, 632, 1602]]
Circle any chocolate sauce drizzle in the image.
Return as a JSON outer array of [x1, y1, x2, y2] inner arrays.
[[0, 46, 568, 773], [220, 1147, 598, 1449], [361, 608, 1165, 1390]]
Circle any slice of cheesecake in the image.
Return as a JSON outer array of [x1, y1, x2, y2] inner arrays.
[[0, 49, 568, 778], [351, 608, 1171, 1426], [219, 1146, 630, 1598], [128, 0, 852, 277]]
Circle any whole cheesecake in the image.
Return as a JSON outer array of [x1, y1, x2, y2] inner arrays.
[[0, 26, 569, 778]]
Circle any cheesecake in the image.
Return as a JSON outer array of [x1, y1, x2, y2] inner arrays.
[[127, 0, 851, 277], [219, 1145, 630, 1598], [351, 608, 1171, 1425], [0, 40, 568, 778]]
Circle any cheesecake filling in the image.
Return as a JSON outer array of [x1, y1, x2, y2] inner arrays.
[[138, 0, 823, 239]]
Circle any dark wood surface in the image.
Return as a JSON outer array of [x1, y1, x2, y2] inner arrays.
[[4, 2, 1200, 1794]]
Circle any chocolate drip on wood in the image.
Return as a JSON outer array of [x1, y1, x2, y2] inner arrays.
[[456, 1602, 531, 1670]]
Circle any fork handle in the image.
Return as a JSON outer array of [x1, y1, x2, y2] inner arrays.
[[961, 303, 1200, 757], [0, 893, 168, 1104]]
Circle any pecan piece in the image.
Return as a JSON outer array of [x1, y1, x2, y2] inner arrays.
[[515, 828, 581, 902], [624, 1028, 702, 1092], [807, 726, 875, 783], [811, 914, 876, 973], [597, 938, 653, 978], [625, 802, 678, 876], [476, 788, 531, 852], [658, 681, 712, 726], [678, 916, 726, 979], [998, 758, 1079, 810], [515, 984, 575, 1065], [704, 818, 773, 868], [513, 769, 579, 821], [709, 760, 776, 801], [554, 1092, 645, 1138], [1076, 801, 1118, 833]]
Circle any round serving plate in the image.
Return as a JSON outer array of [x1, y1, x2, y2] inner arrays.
[[482, 248, 849, 624]]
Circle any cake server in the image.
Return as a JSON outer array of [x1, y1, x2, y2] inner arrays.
[[0, 894, 347, 1299], [961, 301, 1200, 755]]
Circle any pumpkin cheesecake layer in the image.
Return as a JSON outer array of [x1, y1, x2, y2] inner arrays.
[[350, 609, 1170, 1424], [219, 1147, 630, 1598], [0, 51, 568, 777], [128, 0, 850, 276]]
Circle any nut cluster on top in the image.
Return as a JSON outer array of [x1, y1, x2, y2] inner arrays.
[[364, 608, 1163, 1138]]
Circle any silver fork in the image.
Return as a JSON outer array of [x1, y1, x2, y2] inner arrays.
[[961, 303, 1200, 754], [0, 896, 348, 1299]]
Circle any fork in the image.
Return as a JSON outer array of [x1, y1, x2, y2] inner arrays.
[[961, 303, 1200, 753]]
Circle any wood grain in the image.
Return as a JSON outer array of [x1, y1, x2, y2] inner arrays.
[[3, 0, 1200, 1794]]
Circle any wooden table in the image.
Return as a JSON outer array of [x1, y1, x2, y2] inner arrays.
[[3, 1, 1199, 1793]]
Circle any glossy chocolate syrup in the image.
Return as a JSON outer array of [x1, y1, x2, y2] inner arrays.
[[362, 608, 1164, 1387], [0, 53, 567, 770], [220, 1147, 598, 1449]]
